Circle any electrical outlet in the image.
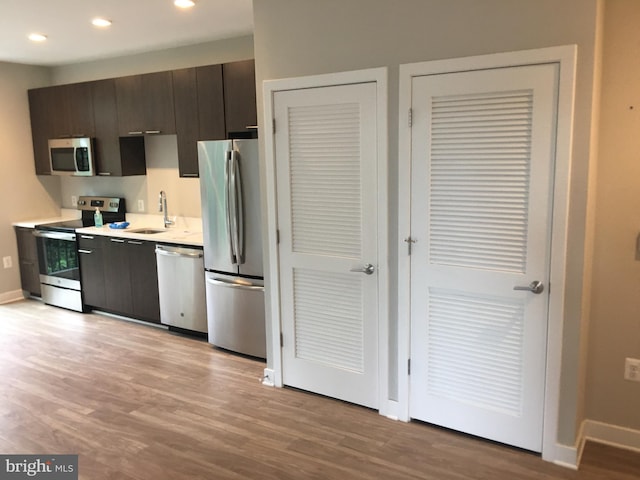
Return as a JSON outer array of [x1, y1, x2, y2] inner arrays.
[[262, 368, 275, 386], [624, 358, 640, 382], [2, 256, 12, 269], [138, 199, 145, 212], [71, 195, 78, 207]]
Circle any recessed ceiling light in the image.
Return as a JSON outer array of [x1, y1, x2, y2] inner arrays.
[[92, 18, 112, 28], [28, 33, 47, 42], [174, 0, 195, 8]]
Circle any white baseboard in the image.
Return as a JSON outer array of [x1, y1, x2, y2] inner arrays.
[[546, 442, 579, 470], [0, 290, 25, 305], [582, 419, 640, 454], [552, 419, 640, 469]]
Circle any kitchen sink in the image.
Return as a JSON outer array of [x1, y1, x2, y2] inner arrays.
[[129, 228, 167, 234]]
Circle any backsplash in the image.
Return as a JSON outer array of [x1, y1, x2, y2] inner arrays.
[[60, 135, 202, 218]]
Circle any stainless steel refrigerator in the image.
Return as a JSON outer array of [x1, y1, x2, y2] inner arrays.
[[198, 139, 266, 358]]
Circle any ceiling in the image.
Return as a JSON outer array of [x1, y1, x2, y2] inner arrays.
[[0, 0, 254, 67]]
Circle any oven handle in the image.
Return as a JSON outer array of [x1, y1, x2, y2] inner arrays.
[[33, 230, 76, 241]]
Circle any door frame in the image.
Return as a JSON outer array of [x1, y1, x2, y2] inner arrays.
[[397, 46, 577, 463], [262, 68, 390, 414]]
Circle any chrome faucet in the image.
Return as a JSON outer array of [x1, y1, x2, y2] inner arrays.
[[158, 190, 175, 228]]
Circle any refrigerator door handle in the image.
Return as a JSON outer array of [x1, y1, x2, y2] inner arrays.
[[225, 150, 237, 264], [206, 276, 264, 291], [231, 149, 245, 264]]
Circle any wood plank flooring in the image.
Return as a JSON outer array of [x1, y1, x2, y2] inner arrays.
[[0, 299, 638, 479]]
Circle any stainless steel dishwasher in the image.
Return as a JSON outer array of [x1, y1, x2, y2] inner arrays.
[[155, 244, 207, 334]]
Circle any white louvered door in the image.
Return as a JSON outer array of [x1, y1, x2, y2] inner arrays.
[[273, 82, 379, 408], [409, 64, 557, 451]]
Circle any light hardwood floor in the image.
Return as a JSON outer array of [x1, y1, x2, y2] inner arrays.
[[0, 299, 638, 479]]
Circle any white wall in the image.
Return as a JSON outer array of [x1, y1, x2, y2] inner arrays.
[[0, 62, 59, 300], [51, 36, 254, 84], [587, 0, 640, 432], [252, 0, 600, 447]]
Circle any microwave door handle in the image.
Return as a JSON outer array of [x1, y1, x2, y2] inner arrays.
[[74, 148, 81, 174]]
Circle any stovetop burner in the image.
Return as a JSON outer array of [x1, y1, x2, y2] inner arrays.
[[35, 219, 93, 232], [35, 196, 126, 233]]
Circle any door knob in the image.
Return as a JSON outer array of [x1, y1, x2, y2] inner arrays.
[[350, 264, 375, 275], [513, 280, 544, 294]]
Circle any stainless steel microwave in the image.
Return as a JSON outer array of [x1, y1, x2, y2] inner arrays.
[[48, 137, 95, 176]]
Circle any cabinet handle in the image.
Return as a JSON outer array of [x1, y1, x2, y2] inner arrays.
[[128, 131, 143, 135], [98, 172, 112, 176], [144, 130, 161, 134], [246, 125, 258, 129], [78, 249, 93, 254], [80, 235, 94, 239], [127, 240, 144, 245], [182, 173, 198, 177], [110, 238, 125, 243]]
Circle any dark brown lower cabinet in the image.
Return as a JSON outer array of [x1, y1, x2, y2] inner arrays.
[[14, 227, 41, 296], [78, 234, 106, 308], [127, 240, 160, 323], [81, 236, 160, 324]]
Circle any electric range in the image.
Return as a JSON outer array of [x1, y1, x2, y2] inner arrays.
[[33, 196, 126, 312]]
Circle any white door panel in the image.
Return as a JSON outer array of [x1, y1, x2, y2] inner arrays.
[[409, 64, 557, 451], [274, 82, 379, 408]]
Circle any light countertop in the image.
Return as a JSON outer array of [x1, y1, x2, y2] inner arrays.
[[12, 213, 80, 229], [13, 211, 203, 247], [77, 224, 203, 247]]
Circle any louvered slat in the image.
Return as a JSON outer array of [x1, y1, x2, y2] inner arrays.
[[428, 90, 533, 272], [288, 103, 362, 258], [426, 288, 525, 415], [293, 269, 364, 372]]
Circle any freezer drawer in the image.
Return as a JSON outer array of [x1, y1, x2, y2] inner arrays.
[[156, 245, 207, 334], [205, 272, 266, 358]]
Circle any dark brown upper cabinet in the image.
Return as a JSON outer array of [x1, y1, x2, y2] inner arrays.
[[28, 88, 55, 174], [173, 65, 225, 177], [115, 71, 176, 136], [92, 79, 146, 176], [28, 83, 95, 174], [28, 60, 256, 178], [59, 82, 96, 138], [222, 59, 258, 137]]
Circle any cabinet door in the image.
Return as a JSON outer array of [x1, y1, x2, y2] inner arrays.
[[128, 240, 160, 323], [115, 75, 145, 136], [197, 64, 226, 141], [64, 83, 95, 137], [104, 238, 133, 314], [28, 88, 55, 174], [15, 227, 41, 296], [92, 79, 123, 176], [223, 59, 257, 136], [142, 71, 176, 135], [116, 72, 176, 136], [173, 68, 200, 177], [78, 234, 106, 308], [92, 79, 147, 176], [173, 65, 225, 177]]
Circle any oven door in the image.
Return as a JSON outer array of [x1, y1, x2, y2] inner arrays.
[[33, 230, 81, 290]]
